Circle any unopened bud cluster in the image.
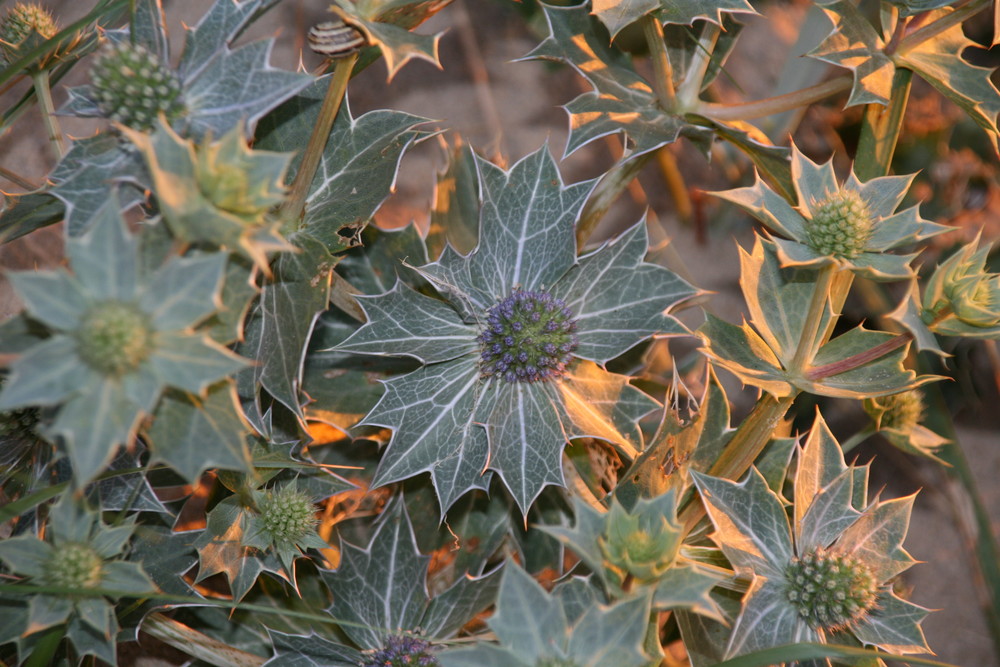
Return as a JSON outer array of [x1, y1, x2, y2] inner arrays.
[[479, 288, 578, 383], [785, 548, 878, 631], [0, 3, 56, 62], [259, 486, 317, 545], [864, 390, 924, 433], [45, 542, 103, 590], [361, 635, 438, 667], [90, 42, 184, 131], [76, 301, 154, 377], [805, 190, 873, 259]]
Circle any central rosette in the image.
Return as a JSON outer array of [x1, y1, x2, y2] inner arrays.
[[479, 288, 579, 383]]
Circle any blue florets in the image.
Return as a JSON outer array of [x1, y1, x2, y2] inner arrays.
[[360, 635, 438, 666], [479, 288, 579, 383]]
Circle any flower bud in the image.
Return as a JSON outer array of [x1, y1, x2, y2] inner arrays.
[[195, 128, 288, 223], [923, 236, 1000, 329], [599, 500, 681, 585], [90, 42, 184, 131], [805, 189, 873, 259]]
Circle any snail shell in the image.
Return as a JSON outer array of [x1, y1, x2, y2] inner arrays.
[[308, 20, 367, 57]]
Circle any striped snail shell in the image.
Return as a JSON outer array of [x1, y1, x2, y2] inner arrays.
[[308, 19, 367, 58]]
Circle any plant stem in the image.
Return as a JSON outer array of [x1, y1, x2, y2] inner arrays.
[[279, 52, 358, 226], [642, 15, 676, 110], [679, 392, 796, 531], [675, 23, 721, 110], [31, 69, 64, 159], [143, 613, 266, 667], [576, 152, 654, 247], [840, 425, 876, 454], [854, 68, 912, 181], [791, 264, 837, 372], [696, 75, 852, 122]]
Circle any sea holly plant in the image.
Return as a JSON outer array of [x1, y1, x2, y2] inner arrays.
[[334, 146, 697, 514], [5, 0, 1000, 665], [691, 413, 931, 659]]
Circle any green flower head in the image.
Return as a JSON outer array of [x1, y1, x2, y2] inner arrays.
[[863, 389, 948, 463], [0, 194, 246, 486], [599, 496, 682, 585], [692, 412, 931, 658], [713, 144, 948, 280], [0, 494, 155, 663], [333, 147, 696, 514], [0, 2, 57, 66]]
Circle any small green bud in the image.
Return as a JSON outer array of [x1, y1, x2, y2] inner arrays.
[[864, 390, 924, 433], [45, 542, 103, 590], [0, 2, 56, 63], [805, 189, 873, 259], [923, 236, 1000, 330], [259, 485, 317, 545], [599, 500, 681, 585], [785, 548, 878, 631], [75, 300, 154, 377], [90, 42, 183, 131], [195, 128, 288, 222]]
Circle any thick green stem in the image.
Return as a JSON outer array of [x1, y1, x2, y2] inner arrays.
[[675, 23, 721, 110], [680, 392, 796, 530], [279, 52, 358, 226], [840, 425, 876, 454], [791, 264, 837, 372], [642, 15, 675, 110], [31, 69, 64, 159], [576, 152, 654, 247], [696, 75, 852, 122], [855, 68, 913, 181]]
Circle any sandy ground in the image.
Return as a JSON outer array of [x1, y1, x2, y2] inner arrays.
[[1, 1, 998, 664]]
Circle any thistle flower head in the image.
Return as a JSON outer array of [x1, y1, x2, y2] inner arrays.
[[75, 300, 154, 376], [90, 41, 184, 130], [45, 542, 104, 590], [259, 485, 318, 545], [0, 3, 56, 50], [864, 390, 924, 433], [479, 288, 578, 383], [785, 547, 878, 631], [712, 144, 946, 280], [360, 635, 438, 667], [805, 189, 872, 259]]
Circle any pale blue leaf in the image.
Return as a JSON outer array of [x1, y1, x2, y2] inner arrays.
[[4, 270, 88, 331], [336, 281, 478, 363], [143, 253, 228, 331]]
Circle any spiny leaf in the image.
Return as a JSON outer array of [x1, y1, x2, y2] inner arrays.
[[146, 382, 252, 483], [523, 4, 685, 157], [809, 1, 893, 106], [724, 579, 819, 659], [894, 9, 1000, 155]]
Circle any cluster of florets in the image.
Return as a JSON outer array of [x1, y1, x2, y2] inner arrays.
[[259, 486, 317, 546], [479, 288, 578, 384], [805, 190, 873, 259], [89, 42, 184, 131], [75, 300, 154, 377], [864, 389, 924, 432], [785, 548, 878, 631], [45, 542, 104, 590], [360, 635, 439, 667], [0, 2, 56, 62]]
